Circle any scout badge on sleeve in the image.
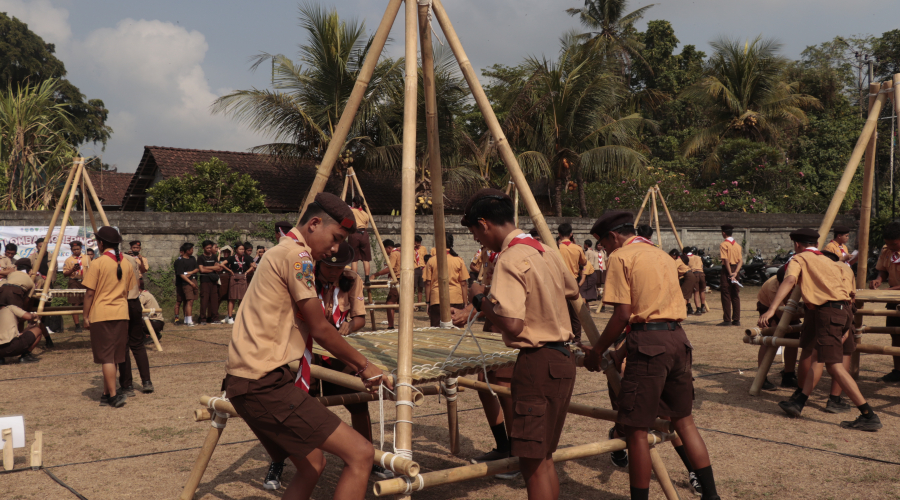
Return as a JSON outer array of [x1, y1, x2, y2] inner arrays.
[[301, 261, 315, 288]]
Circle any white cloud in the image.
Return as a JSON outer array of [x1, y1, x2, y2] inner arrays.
[[0, 0, 71, 45]]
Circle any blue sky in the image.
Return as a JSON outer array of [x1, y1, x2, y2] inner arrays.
[[1, 0, 895, 171]]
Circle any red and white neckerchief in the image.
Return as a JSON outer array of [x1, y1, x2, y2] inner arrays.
[[486, 250, 498, 264], [414, 246, 421, 266], [505, 233, 544, 253], [830, 241, 848, 257], [561, 240, 572, 246], [802, 247, 823, 256], [725, 237, 736, 245], [318, 284, 348, 327], [890, 250, 900, 265], [103, 249, 122, 262], [74, 255, 83, 277], [628, 236, 654, 246], [597, 251, 605, 271], [284, 231, 316, 393]]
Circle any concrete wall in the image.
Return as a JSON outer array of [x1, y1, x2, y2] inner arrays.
[[0, 210, 859, 272]]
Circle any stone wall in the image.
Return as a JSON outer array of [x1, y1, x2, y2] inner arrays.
[[0, 210, 859, 272]]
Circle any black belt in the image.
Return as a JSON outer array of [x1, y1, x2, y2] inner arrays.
[[540, 341, 570, 356], [817, 301, 844, 310], [630, 321, 680, 331], [692, 271, 703, 274]]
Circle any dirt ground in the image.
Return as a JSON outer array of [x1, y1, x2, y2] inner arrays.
[[3, 288, 900, 500]]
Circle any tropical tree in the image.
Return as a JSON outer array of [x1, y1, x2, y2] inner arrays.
[[146, 158, 268, 213], [679, 36, 821, 173], [0, 79, 75, 210], [565, 0, 655, 75]]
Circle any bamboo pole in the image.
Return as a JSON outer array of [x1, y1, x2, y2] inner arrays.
[[633, 187, 653, 225], [742, 336, 900, 359], [857, 325, 900, 334], [349, 168, 396, 283], [394, 2, 419, 482], [744, 325, 804, 337], [373, 433, 674, 496], [856, 308, 900, 317], [366, 302, 426, 310], [432, 0, 604, 350], [2, 428, 11, 471], [178, 413, 227, 500], [297, 0, 404, 220], [81, 168, 111, 226], [144, 317, 163, 352], [649, 447, 681, 500], [443, 377, 460, 455], [29, 159, 79, 286], [513, 186, 520, 228], [340, 173, 350, 201], [651, 188, 662, 248], [656, 187, 684, 251], [36, 162, 84, 316], [375, 449, 420, 478], [750, 81, 889, 395], [419, 4, 451, 326]]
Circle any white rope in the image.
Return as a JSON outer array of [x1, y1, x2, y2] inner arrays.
[[206, 392, 230, 428], [439, 303, 497, 396], [440, 377, 458, 402], [402, 475, 425, 494]]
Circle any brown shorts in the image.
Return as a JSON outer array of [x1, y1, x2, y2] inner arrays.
[[414, 267, 425, 292], [579, 273, 598, 301], [89, 319, 128, 364], [680, 272, 697, 301], [176, 282, 197, 302], [225, 366, 342, 462], [843, 305, 856, 356], [618, 327, 694, 428], [68, 280, 85, 306], [693, 271, 706, 291], [0, 284, 28, 309], [229, 274, 248, 300], [386, 286, 400, 303], [799, 305, 850, 364], [509, 345, 575, 459], [320, 359, 369, 415], [349, 230, 372, 262], [428, 303, 463, 327], [0, 329, 38, 357]]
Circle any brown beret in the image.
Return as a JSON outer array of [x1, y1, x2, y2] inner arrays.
[[721, 224, 734, 232], [15, 258, 31, 269], [789, 228, 819, 243], [274, 221, 293, 238], [320, 241, 355, 267], [96, 226, 122, 244], [460, 188, 512, 226], [314, 193, 357, 233], [591, 210, 634, 239], [833, 225, 851, 235]]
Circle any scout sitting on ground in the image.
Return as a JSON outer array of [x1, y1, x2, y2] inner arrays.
[[138, 280, 164, 345], [0, 258, 34, 311], [223, 193, 392, 500], [582, 210, 720, 500], [759, 228, 881, 431], [0, 296, 43, 365]]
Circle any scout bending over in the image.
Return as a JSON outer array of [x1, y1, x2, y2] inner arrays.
[[756, 267, 801, 391]]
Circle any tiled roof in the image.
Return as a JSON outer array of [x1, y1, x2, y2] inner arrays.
[[90, 171, 133, 207]]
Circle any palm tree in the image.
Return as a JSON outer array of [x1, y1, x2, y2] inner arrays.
[[679, 36, 822, 172], [211, 2, 405, 179], [0, 79, 75, 210], [566, 0, 655, 75]]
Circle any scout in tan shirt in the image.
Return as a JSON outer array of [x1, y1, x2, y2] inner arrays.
[[718, 224, 743, 326], [823, 226, 854, 264], [223, 193, 391, 499], [583, 210, 720, 500], [348, 195, 373, 283], [870, 221, 900, 382], [0, 259, 34, 311], [0, 304, 43, 364], [424, 232, 469, 327], [460, 188, 577, 499], [0, 242, 16, 278], [62, 241, 91, 331], [557, 223, 586, 342], [373, 239, 400, 328], [684, 247, 708, 315], [760, 228, 880, 431], [413, 235, 427, 304]]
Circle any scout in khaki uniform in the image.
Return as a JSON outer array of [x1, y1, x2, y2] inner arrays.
[[718, 224, 742, 326], [0, 258, 34, 311], [557, 223, 586, 343], [120, 252, 153, 395], [424, 232, 469, 327], [760, 229, 881, 430], [824, 226, 855, 264], [0, 243, 17, 278], [672, 249, 698, 315], [62, 241, 91, 332], [469, 246, 484, 283], [460, 188, 578, 500], [869, 220, 900, 383], [582, 211, 720, 500], [0, 301, 43, 365], [374, 239, 400, 329], [126, 240, 150, 277], [223, 193, 391, 500], [29, 237, 55, 292], [756, 267, 802, 391], [684, 247, 708, 314], [411, 235, 427, 304], [83, 226, 137, 408], [348, 196, 373, 284], [138, 280, 164, 345]]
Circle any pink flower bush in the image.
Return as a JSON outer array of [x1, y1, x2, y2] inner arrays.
[[732, 181, 738, 186], [723, 189, 729, 194]]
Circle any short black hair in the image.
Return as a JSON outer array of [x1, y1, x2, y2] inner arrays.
[[129, 240, 141, 246], [584, 240, 592, 248], [383, 239, 395, 248], [256, 245, 265, 250], [201, 240, 214, 248], [86, 248, 95, 254], [529, 228, 539, 238], [4, 243, 16, 252], [36, 237, 44, 243], [299, 202, 335, 226], [415, 234, 422, 243], [461, 196, 515, 227], [722, 228, 734, 237], [557, 223, 573, 237], [70, 241, 82, 249], [821, 251, 840, 262], [445, 232, 454, 249], [180, 242, 194, 253], [668, 249, 681, 258], [884, 221, 900, 241], [636, 225, 653, 238], [423, 254, 431, 264], [352, 195, 364, 207]]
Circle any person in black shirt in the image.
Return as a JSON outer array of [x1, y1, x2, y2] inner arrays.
[[223, 243, 254, 324], [196, 240, 223, 325], [173, 243, 199, 326]]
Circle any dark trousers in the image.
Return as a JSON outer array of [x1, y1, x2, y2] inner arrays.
[[567, 301, 582, 343], [200, 281, 220, 322], [119, 299, 151, 387], [720, 269, 741, 322], [143, 319, 165, 341]]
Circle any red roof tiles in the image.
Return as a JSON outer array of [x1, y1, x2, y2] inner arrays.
[[90, 171, 134, 208]]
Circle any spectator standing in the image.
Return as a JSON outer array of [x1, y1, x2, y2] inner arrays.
[[62, 241, 91, 332], [125, 240, 150, 278], [29, 237, 55, 291], [85, 248, 96, 260], [217, 246, 232, 318], [174, 243, 199, 326], [120, 252, 154, 395], [197, 240, 223, 325], [224, 243, 254, 324], [424, 233, 469, 327]]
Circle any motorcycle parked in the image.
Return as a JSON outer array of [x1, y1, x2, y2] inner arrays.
[[850, 248, 881, 283], [740, 252, 768, 286], [766, 250, 794, 278], [700, 249, 722, 290]]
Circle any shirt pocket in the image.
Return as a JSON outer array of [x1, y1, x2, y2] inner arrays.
[[510, 400, 546, 442]]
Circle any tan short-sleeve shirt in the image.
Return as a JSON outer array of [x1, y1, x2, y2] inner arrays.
[[353, 208, 369, 230], [63, 254, 91, 281], [490, 230, 579, 348], [719, 238, 742, 266], [688, 254, 703, 272], [2, 271, 34, 293], [824, 241, 849, 260], [604, 236, 687, 323], [226, 227, 318, 380], [424, 252, 470, 305], [582, 261, 595, 276], [321, 271, 366, 324], [121, 254, 142, 300], [558, 240, 587, 278], [0, 256, 13, 269], [875, 246, 900, 287], [837, 261, 856, 294], [785, 251, 849, 306], [0, 305, 27, 344], [675, 258, 690, 278], [388, 249, 401, 278], [470, 249, 483, 274], [413, 245, 426, 269], [585, 248, 600, 271], [82, 253, 135, 323], [139, 290, 164, 321], [757, 276, 782, 308]]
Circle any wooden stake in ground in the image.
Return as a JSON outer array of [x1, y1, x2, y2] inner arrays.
[[2, 428, 11, 471], [750, 80, 889, 395], [30, 431, 42, 470]]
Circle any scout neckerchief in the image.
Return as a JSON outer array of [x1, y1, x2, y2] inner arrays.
[[506, 233, 544, 253], [725, 237, 736, 245], [73, 254, 84, 279], [597, 250, 604, 271], [830, 240, 848, 257], [628, 236, 654, 246], [234, 254, 248, 274], [892, 249, 900, 264], [561, 240, 572, 246], [318, 282, 348, 327], [284, 230, 316, 394], [486, 250, 498, 263], [103, 249, 122, 262], [801, 247, 823, 256], [414, 245, 422, 266]]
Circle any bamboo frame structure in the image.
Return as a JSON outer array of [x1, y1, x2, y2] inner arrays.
[[633, 186, 683, 250]]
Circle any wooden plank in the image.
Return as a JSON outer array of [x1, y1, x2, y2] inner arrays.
[[30, 431, 42, 470]]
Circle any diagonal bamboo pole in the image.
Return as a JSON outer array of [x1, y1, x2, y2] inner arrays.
[[633, 187, 653, 225], [340, 172, 350, 201], [431, 0, 604, 350], [656, 187, 684, 250], [29, 159, 80, 288], [81, 168, 111, 227], [297, 0, 404, 222], [348, 168, 396, 283], [650, 188, 661, 248], [750, 81, 888, 395], [37, 162, 84, 316]]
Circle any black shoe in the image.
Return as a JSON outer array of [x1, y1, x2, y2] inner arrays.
[[778, 400, 803, 418], [600, 306, 607, 313], [877, 370, 900, 383], [143, 336, 154, 346], [761, 378, 776, 391], [840, 413, 882, 431], [364, 277, 372, 287], [687, 304, 694, 315], [788, 388, 804, 401], [732, 320, 741, 326], [44, 336, 54, 349], [19, 353, 39, 364], [716, 321, 733, 327], [608, 427, 628, 467], [688, 471, 703, 496], [701, 304, 709, 314], [780, 371, 798, 388], [0, 357, 5, 365], [694, 308, 703, 316], [470, 448, 509, 464], [372, 464, 394, 479], [100, 394, 110, 406], [824, 397, 852, 414], [263, 461, 284, 490], [142, 381, 155, 394], [108, 393, 127, 408], [118, 385, 136, 397]]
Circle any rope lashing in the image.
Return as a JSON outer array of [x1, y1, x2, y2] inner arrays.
[[206, 392, 230, 428], [371, 374, 421, 461], [440, 377, 458, 402], [440, 303, 496, 396]]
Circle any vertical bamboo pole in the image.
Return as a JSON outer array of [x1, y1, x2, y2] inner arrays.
[[349, 169, 397, 283], [633, 188, 653, 225], [851, 81, 883, 379], [179, 415, 227, 500], [751, 82, 888, 395], [1, 428, 11, 471], [393, 2, 419, 492], [513, 186, 520, 228], [657, 187, 684, 250], [37, 162, 84, 316], [340, 173, 350, 201], [297, 0, 404, 221], [29, 159, 80, 285], [419, 4, 451, 325], [650, 188, 661, 248], [431, 0, 604, 348], [81, 169, 111, 227], [649, 447, 681, 500]]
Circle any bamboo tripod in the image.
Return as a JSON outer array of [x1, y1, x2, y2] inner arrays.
[[26, 157, 162, 351], [633, 185, 684, 250], [750, 74, 899, 395]]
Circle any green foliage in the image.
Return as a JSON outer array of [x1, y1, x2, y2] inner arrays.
[[146, 157, 268, 213], [196, 229, 245, 249], [145, 257, 177, 306]]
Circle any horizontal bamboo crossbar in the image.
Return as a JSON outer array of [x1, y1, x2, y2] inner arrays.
[[744, 325, 803, 337], [855, 308, 900, 317], [854, 289, 900, 303], [366, 302, 426, 310], [742, 336, 900, 356], [857, 326, 900, 334], [373, 432, 674, 496]]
